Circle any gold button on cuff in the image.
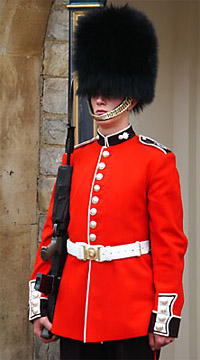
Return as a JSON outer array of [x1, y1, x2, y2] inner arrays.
[[31, 300, 38, 307], [157, 316, 167, 323], [89, 234, 96, 241], [155, 325, 164, 332], [160, 300, 169, 306], [160, 307, 168, 314], [32, 291, 39, 298], [32, 308, 39, 315]]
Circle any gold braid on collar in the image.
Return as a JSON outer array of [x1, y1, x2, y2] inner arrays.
[[88, 98, 132, 121]]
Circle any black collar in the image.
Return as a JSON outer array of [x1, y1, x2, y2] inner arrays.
[[97, 125, 135, 147]]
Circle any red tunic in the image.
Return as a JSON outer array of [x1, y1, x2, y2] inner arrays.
[[30, 127, 187, 342]]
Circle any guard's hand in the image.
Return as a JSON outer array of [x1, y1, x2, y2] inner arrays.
[[148, 333, 174, 351], [33, 317, 59, 343]]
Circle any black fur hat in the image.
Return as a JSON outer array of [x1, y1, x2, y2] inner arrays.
[[73, 4, 158, 112]]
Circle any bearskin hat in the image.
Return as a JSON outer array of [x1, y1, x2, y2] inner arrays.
[[73, 4, 158, 113]]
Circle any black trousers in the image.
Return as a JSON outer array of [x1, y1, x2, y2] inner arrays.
[[60, 336, 160, 360]]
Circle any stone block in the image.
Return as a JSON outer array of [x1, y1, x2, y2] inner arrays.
[[49, 340, 60, 360], [43, 117, 67, 145], [0, 55, 39, 225], [0, 225, 35, 360], [17, 0, 53, 11], [7, 7, 50, 55], [38, 215, 48, 243], [38, 176, 56, 213], [43, 78, 68, 114], [40, 147, 64, 176], [43, 41, 69, 77], [35, 337, 60, 360], [54, 0, 69, 5], [47, 8, 69, 40]]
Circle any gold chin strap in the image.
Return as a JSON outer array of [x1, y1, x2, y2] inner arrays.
[[88, 98, 133, 121]]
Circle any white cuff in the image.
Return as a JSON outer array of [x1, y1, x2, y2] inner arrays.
[[29, 280, 43, 321]]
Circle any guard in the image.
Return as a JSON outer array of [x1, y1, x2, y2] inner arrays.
[[29, 4, 187, 360]]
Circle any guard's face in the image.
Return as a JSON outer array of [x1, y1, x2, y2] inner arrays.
[[90, 96, 124, 116]]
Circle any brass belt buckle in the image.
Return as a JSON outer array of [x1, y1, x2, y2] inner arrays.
[[82, 245, 101, 261]]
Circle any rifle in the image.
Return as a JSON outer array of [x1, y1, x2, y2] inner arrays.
[[34, 82, 75, 339]]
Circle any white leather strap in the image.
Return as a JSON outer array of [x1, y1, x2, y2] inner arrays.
[[67, 239, 150, 262]]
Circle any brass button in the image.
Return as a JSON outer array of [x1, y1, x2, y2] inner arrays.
[[90, 208, 97, 216], [98, 162, 106, 170], [94, 184, 100, 192], [92, 196, 99, 204], [88, 248, 97, 260], [102, 150, 110, 158], [96, 173, 103, 181], [90, 221, 97, 229], [89, 234, 96, 242]]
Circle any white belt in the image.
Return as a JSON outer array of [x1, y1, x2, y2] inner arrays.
[[67, 239, 150, 262]]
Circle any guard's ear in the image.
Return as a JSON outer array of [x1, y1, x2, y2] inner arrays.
[[128, 99, 137, 111]]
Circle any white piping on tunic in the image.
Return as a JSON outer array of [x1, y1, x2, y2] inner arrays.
[[83, 146, 106, 343]]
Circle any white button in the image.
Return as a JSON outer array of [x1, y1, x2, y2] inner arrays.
[[160, 300, 169, 306], [90, 221, 97, 229], [94, 184, 100, 192], [96, 173, 103, 181], [98, 162, 106, 170], [155, 325, 164, 332], [32, 291, 39, 298], [160, 306, 168, 314], [92, 196, 99, 204], [31, 300, 38, 307], [32, 308, 39, 315], [157, 316, 167, 323], [90, 208, 97, 216], [89, 234, 96, 242], [102, 150, 110, 158]]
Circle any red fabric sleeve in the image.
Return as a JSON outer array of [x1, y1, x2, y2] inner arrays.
[[147, 152, 188, 337]]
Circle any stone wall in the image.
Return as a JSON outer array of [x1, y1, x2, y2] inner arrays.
[[0, 1, 53, 359], [38, 0, 69, 243], [35, 1, 69, 359]]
